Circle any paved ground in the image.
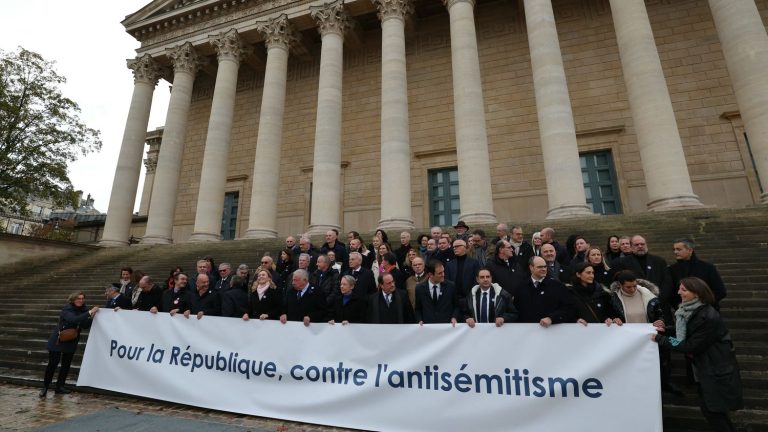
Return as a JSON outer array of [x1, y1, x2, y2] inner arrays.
[[0, 383, 355, 432]]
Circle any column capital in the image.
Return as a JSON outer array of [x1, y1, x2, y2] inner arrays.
[[443, 0, 475, 10], [127, 54, 161, 86], [372, 0, 414, 22], [166, 42, 202, 75], [210, 28, 251, 63], [143, 156, 158, 174], [256, 14, 298, 51], [310, 0, 351, 37]]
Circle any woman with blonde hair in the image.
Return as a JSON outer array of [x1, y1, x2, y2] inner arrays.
[[243, 270, 281, 321]]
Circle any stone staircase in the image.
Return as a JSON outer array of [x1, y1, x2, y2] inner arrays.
[[0, 207, 765, 431]]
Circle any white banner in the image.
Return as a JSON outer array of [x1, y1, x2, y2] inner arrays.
[[79, 309, 662, 432]]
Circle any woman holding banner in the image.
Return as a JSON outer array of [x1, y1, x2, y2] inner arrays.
[[653, 277, 743, 432], [40, 291, 99, 397]]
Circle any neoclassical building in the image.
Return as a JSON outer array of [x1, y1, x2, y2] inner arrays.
[[99, 0, 768, 246]]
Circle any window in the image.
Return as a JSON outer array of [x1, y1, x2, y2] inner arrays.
[[428, 168, 460, 226], [220, 192, 239, 240], [580, 151, 622, 215]]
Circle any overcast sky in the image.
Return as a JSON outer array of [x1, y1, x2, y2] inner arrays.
[[1, 0, 171, 213]]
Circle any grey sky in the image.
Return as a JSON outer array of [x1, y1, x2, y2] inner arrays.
[[1, 0, 171, 213]]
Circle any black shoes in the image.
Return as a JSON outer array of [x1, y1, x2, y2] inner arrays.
[[54, 386, 72, 395], [38, 387, 48, 398]]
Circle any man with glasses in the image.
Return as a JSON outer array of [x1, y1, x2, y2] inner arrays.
[[514, 256, 576, 327], [487, 240, 523, 295], [445, 239, 480, 299], [215, 263, 232, 291]]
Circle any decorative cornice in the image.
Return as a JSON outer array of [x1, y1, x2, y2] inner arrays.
[[210, 28, 250, 63], [310, 0, 351, 37], [144, 156, 158, 174], [255, 14, 297, 51], [127, 54, 161, 86], [167, 42, 202, 74], [443, 0, 475, 10], [372, 0, 414, 22]]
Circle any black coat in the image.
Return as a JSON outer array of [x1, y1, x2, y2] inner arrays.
[[220, 288, 249, 318], [329, 294, 368, 323], [567, 283, 615, 323], [47, 303, 93, 353], [282, 285, 327, 322], [161, 288, 189, 313], [666, 254, 726, 309], [187, 289, 221, 316], [414, 279, 461, 323], [514, 241, 535, 272], [105, 293, 132, 310], [461, 285, 518, 323], [338, 267, 377, 301], [248, 288, 282, 319], [311, 268, 340, 303], [513, 277, 577, 324], [445, 255, 481, 299], [656, 305, 743, 412], [367, 289, 416, 324], [135, 285, 163, 311], [610, 253, 668, 288], [486, 256, 523, 295]]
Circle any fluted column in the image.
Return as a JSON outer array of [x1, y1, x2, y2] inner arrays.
[[523, 0, 592, 218], [307, 0, 349, 235], [143, 43, 200, 244], [709, 0, 768, 204], [374, 0, 415, 231], [189, 29, 248, 242], [610, 0, 702, 210], [138, 155, 157, 216], [244, 15, 296, 239], [100, 55, 160, 247], [443, 0, 497, 224]]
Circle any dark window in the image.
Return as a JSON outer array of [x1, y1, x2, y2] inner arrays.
[[220, 192, 239, 240], [580, 151, 622, 215], [428, 168, 460, 226]]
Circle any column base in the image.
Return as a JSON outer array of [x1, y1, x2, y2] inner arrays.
[[760, 192, 768, 205], [647, 195, 704, 211], [546, 204, 595, 219], [187, 232, 222, 243], [141, 235, 173, 245], [377, 217, 415, 232], [458, 211, 497, 225], [306, 223, 342, 237], [98, 239, 129, 247], [243, 228, 279, 239]]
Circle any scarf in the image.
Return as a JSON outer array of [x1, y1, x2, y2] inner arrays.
[[675, 298, 704, 341], [255, 283, 270, 300]]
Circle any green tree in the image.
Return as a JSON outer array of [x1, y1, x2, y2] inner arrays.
[[0, 47, 101, 216]]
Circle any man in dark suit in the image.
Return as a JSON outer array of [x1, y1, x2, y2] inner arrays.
[[294, 237, 318, 273], [445, 238, 480, 299], [514, 256, 576, 327], [214, 262, 233, 291], [134, 275, 162, 311], [152, 272, 189, 315], [433, 236, 455, 264], [367, 272, 416, 324], [339, 252, 377, 300], [461, 268, 518, 327], [105, 284, 132, 310], [510, 225, 535, 272], [394, 231, 413, 269], [320, 229, 348, 271], [280, 269, 327, 326], [540, 227, 569, 266], [541, 243, 568, 282], [312, 254, 340, 304], [667, 238, 726, 310], [414, 260, 460, 325], [185, 273, 221, 319], [610, 235, 667, 288], [487, 239, 523, 294], [380, 252, 407, 291]]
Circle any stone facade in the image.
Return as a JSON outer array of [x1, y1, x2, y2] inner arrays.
[[100, 0, 768, 246]]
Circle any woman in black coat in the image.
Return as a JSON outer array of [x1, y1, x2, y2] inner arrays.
[[243, 270, 282, 321], [328, 275, 367, 325], [567, 262, 616, 326], [653, 277, 743, 432], [40, 291, 99, 397]]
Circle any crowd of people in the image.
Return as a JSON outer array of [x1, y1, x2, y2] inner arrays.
[[42, 223, 743, 431]]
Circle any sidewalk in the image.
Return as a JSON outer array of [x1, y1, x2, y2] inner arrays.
[[0, 383, 352, 432]]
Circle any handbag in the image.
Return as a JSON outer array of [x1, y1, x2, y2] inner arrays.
[[57, 317, 79, 343]]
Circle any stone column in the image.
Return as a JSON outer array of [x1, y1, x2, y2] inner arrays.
[[138, 155, 157, 216], [189, 29, 248, 242], [374, 0, 415, 231], [142, 43, 200, 244], [523, 0, 592, 218], [244, 15, 296, 239], [610, 0, 702, 210], [307, 0, 349, 235], [709, 0, 768, 204], [100, 54, 160, 247], [443, 0, 497, 224]]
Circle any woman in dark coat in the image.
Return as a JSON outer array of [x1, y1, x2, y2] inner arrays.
[[275, 249, 295, 287], [243, 270, 281, 321], [653, 277, 743, 432], [40, 291, 99, 397], [566, 262, 616, 325], [328, 275, 367, 325]]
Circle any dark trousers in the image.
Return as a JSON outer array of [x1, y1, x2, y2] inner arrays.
[[700, 404, 736, 432], [43, 351, 74, 389]]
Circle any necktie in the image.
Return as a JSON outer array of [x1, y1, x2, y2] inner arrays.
[[432, 284, 439, 304], [297, 291, 302, 300], [385, 294, 391, 306], [534, 280, 540, 289], [480, 292, 488, 323]]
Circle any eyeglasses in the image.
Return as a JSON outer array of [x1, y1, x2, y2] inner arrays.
[[218, 269, 228, 273]]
